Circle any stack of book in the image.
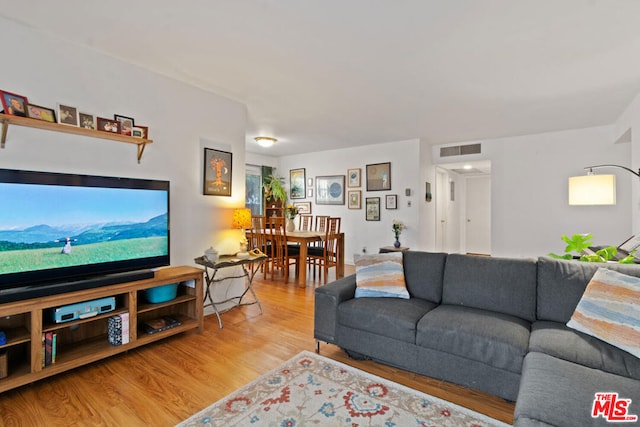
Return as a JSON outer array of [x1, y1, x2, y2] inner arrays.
[[42, 332, 57, 367], [108, 313, 130, 346], [142, 316, 181, 334]]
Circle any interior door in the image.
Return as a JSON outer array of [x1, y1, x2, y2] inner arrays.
[[465, 175, 491, 255]]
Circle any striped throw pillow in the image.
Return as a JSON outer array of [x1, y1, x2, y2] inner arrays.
[[567, 268, 640, 358], [354, 252, 409, 299]]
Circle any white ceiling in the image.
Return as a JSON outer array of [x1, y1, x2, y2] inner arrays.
[[4, 1, 640, 157]]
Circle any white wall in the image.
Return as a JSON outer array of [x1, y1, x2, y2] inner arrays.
[[278, 139, 421, 263], [431, 125, 632, 258], [0, 18, 248, 306], [614, 91, 640, 233], [419, 139, 437, 250], [245, 152, 279, 169]]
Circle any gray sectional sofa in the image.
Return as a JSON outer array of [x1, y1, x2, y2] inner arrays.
[[314, 251, 640, 426]]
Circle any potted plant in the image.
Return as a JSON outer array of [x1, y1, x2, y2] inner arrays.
[[548, 233, 636, 263], [392, 220, 405, 248], [263, 175, 287, 205]]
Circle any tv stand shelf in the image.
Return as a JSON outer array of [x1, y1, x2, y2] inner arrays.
[[0, 266, 203, 393], [0, 113, 153, 163]]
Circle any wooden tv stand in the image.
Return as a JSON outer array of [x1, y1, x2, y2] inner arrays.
[[0, 266, 203, 393]]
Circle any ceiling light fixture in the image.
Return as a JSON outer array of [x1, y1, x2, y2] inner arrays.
[[255, 136, 277, 148]]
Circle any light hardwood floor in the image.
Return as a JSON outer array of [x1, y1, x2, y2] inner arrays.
[[0, 265, 514, 426]]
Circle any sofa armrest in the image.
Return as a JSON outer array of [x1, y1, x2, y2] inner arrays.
[[314, 274, 356, 344]]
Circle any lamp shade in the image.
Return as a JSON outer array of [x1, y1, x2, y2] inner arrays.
[[568, 174, 616, 205], [232, 208, 252, 229]]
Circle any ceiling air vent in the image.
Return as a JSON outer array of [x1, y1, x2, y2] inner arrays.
[[440, 143, 481, 157]]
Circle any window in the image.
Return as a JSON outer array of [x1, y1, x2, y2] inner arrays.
[[245, 164, 263, 215]]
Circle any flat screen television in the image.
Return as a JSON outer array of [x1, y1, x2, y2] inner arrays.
[[0, 169, 170, 303]]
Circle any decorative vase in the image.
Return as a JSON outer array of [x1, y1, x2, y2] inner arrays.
[[287, 218, 295, 232], [393, 237, 401, 248]]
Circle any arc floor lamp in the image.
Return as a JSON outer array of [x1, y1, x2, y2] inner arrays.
[[569, 164, 640, 206]]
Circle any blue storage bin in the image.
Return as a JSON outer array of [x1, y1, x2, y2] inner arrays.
[[145, 283, 178, 303]]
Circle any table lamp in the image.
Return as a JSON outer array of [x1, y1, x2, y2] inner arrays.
[[232, 208, 252, 258]]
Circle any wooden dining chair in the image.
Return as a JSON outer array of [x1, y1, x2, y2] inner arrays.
[[249, 215, 269, 276], [307, 217, 341, 283], [298, 214, 313, 231], [315, 215, 330, 232], [267, 216, 300, 281], [249, 215, 267, 251]]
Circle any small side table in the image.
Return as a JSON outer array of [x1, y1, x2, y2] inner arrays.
[[379, 246, 410, 253], [194, 253, 267, 328]]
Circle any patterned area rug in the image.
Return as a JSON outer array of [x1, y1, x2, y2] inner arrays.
[[176, 350, 510, 426]]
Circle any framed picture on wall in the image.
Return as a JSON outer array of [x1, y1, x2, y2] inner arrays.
[[290, 168, 306, 199], [385, 194, 397, 209], [348, 190, 361, 209], [293, 201, 311, 214], [366, 162, 391, 191], [203, 147, 232, 196], [347, 168, 361, 187], [316, 175, 345, 205], [366, 197, 380, 221]]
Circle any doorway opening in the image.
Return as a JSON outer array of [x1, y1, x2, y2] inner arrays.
[[435, 161, 491, 255]]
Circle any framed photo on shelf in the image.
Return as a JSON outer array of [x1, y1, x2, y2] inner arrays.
[[114, 114, 135, 136], [78, 112, 95, 129], [347, 168, 361, 187], [289, 168, 306, 199], [385, 194, 398, 209], [348, 190, 361, 209], [0, 90, 28, 117], [203, 147, 232, 196], [293, 201, 311, 214], [366, 162, 391, 191], [316, 175, 345, 205], [132, 126, 149, 139], [58, 104, 79, 126], [26, 104, 56, 123], [366, 197, 380, 221], [97, 117, 120, 133]]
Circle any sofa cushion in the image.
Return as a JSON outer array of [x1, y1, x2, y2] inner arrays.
[[515, 352, 640, 427], [566, 268, 640, 359], [416, 304, 531, 374], [530, 321, 640, 380], [354, 252, 409, 298], [536, 257, 640, 323], [402, 251, 447, 303], [337, 297, 436, 343], [442, 254, 538, 322]]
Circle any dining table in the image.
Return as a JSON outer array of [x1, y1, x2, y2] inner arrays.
[[257, 229, 345, 287]]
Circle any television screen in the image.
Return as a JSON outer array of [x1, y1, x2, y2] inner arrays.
[[0, 169, 170, 301]]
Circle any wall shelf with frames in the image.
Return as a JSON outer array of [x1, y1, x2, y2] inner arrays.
[[0, 113, 153, 163]]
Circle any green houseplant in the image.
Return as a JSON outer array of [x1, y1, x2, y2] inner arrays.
[[263, 175, 287, 204], [548, 233, 636, 263]]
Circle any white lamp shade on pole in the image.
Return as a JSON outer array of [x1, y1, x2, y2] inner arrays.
[[568, 174, 616, 205]]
